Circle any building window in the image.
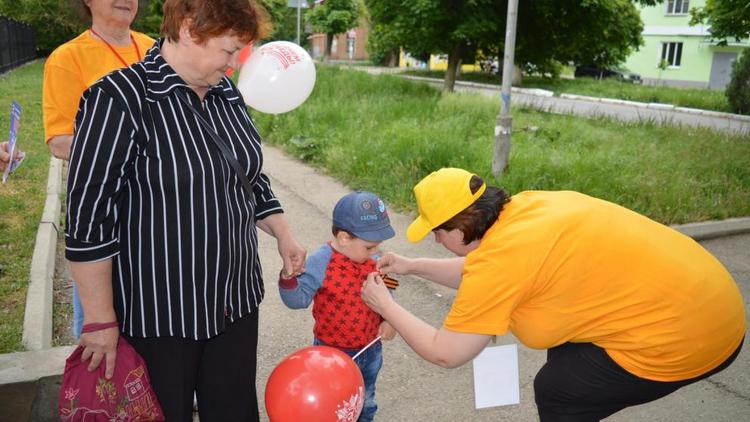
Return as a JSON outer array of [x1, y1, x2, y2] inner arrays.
[[666, 0, 689, 15], [661, 42, 683, 67]]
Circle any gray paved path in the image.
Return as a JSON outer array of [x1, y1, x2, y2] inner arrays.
[[255, 145, 749, 421]]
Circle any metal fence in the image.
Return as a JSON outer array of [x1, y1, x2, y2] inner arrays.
[[0, 16, 36, 74]]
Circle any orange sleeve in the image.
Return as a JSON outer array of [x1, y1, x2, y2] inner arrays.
[[43, 54, 86, 142]]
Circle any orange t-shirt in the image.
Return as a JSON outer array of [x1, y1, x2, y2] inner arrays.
[[43, 30, 154, 141], [444, 191, 745, 382]]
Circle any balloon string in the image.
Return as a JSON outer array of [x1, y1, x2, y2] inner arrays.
[[352, 336, 381, 361]]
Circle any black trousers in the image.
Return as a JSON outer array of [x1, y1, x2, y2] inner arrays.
[[534, 338, 743, 422], [124, 310, 260, 422]]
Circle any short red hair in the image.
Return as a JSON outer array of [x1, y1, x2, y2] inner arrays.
[[161, 0, 271, 44]]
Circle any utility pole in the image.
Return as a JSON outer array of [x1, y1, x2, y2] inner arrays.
[[493, 0, 519, 178], [296, 0, 302, 45]]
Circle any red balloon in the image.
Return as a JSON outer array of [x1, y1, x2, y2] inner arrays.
[[265, 346, 365, 422], [226, 42, 254, 77], [238, 43, 253, 65]]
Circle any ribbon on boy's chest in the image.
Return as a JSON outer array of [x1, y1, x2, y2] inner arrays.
[[381, 274, 399, 290]]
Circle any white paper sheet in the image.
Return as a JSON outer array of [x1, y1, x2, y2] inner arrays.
[[472, 343, 520, 409]]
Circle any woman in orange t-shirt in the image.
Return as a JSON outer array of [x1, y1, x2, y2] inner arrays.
[[43, 0, 154, 340], [44, 0, 154, 162], [362, 167, 745, 421]]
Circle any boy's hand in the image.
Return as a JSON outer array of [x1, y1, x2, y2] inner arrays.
[[379, 321, 397, 341], [278, 270, 299, 289]]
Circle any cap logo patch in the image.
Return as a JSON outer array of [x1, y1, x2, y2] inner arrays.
[[377, 199, 385, 213]]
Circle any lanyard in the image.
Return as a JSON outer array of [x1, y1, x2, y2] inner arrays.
[[89, 28, 141, 67]]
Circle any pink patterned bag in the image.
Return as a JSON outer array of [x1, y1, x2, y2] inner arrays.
[[58, 323, 165, 421]]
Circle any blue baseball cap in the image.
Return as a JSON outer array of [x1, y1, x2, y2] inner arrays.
[[332, 191, 396, 242]]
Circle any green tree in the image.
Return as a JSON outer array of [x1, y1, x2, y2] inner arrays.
[[690, 0, 750, 43], [123, 0, 310, 46], [725, 48, 750, 115], [1, 0, 86, 55], [261, 0, 311, 46], [690, 1, 749, 114], [136, 0, 164, 38], [367, 0, 659, 91], [367, 22, 399, 66], [0, 0, 24, 17], [367, 0, 502, 91], [516, 0, 645, 75], [306, 0, 359, 62], [0, 0, 157, 55]]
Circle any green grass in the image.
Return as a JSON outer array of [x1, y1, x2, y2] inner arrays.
[[254, 66, 750, 224], [402, 69, 731, 113], [0, 61, 51, 352]]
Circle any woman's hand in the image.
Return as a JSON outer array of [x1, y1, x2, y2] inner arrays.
[[257, 214, 306, 277], [277, 233, 306, 277], [362, 272, 395, 315], [379, 321, 397, 341], [376, 252, 412, 275], [79, 326, 120, 379]]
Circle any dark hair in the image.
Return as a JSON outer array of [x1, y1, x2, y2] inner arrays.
[[77, 0, 91, 19], [161, 0, 271, 44], [435, 175, 511, 244]]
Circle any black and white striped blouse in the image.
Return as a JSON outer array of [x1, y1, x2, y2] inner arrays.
[[65, 41, 282, 340]]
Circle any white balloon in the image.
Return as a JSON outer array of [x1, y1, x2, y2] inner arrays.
[[237, 41, 317, 114]]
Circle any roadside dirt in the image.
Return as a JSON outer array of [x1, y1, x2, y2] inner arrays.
[[51, 162, 74, 347]]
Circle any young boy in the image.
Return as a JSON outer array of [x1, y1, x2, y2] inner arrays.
[[278, 191, 398, 422]]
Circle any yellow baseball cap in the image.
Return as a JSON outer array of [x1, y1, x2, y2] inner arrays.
[[406, 168, 486, 243]]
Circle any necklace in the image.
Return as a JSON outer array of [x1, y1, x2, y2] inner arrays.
[[89, 27, 141, 67]]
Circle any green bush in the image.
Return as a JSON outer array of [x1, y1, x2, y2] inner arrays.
[[726, 49, 750, 115]]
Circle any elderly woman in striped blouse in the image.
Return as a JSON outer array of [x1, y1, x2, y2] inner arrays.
[[65, 1, 305, 420]]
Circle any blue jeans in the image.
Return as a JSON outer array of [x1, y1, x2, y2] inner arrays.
[[314, 338, 383, 422], [72, 281, 84, 339]]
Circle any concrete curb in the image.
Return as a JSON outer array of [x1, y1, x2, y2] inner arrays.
[[22, 157, 63, 351], [454, 79, 556, 97], [0, 346, 75, 385], [647, 102, 676, 110], [400, 74, 559, 99], [0, 346, 73, 421], [599, 98, 644, 107], [671, 217, 750, 241], [390, 72, 750, 125], [450, 78, 750, 122]]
